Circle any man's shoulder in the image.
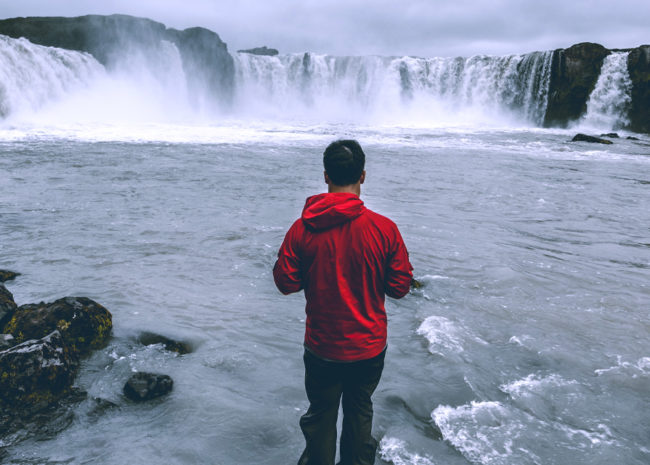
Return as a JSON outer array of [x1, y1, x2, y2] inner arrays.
[[360, 207, 400, 231]]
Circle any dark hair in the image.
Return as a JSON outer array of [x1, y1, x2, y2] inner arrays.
[[323, 139, 366, 186]]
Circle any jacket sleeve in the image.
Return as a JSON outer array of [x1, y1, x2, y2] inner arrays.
[[273, 221, 304, 295], [384, 227, 413, 299]]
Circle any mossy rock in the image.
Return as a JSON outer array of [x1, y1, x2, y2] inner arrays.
[[0, 330, 79, 409], [3, 297, 112, 358], [0, 284, 18, 329], [0, 270, 21, 283]]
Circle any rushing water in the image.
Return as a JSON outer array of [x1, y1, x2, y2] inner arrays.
[[1, 123, 649, 465]]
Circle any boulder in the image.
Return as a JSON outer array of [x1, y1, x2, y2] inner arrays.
[[0, 270, 20, 282], [0, 331, 79, 409], [2, 296, 112, 357], [544, 43, 610, 127], [123, 372, 173, 401], [237, 46, 279, 56], [0, 283, 18, 328], [600, 132, 620, 138], [627, 45, 650, 133], [571, 133, 614, 144], [137, 331, 192, 354], [627, 136, 640, 140]]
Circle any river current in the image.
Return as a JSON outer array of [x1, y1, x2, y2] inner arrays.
[[1, 122, 648, 465]]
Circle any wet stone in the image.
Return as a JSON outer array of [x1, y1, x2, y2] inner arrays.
[[123, 372, 173, 402], [137, 331, 192, 354], [571, 133, 614, 144], [0, 284, 18, 329], [0, 270, 20, 283]]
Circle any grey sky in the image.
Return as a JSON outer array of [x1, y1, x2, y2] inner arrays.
[[1, 0, 648, 57]]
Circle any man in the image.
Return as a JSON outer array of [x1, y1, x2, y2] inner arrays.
[[273, 139, 413, 465]]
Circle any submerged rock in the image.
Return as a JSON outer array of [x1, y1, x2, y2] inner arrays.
[[0, 270, 20, 282], [0, 330, 79, 409], [571, 133, 614, 144], [123, 372, 173, 401], [600, 132, 620, 138], [3, 296, 112, 357], [238, 46, 279, 56], [627, 136, 640, 140], [137, 331, 192, 354]]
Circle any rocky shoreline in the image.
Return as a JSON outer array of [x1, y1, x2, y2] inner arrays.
[[0, 270, 183, 450]]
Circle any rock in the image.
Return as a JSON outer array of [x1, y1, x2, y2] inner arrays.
[[627, 136, 640, 140], [123, 372, 173, 401], [2, 296, 112, 357], [0, 283, 18, 328], [238, 46, 279, 56], [0, 330, 79, 409], [571, 133, 614, 144], [137, 331, 192, 354], [627, 45, 650, 134], [600, 132, 620, 138], [0, 333, 15, 350], [411, 279, 423, 289], [545, 43, 611, 127], [0, 270, 20, 282]]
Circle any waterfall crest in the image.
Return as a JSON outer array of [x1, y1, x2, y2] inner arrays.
[[233, 51, 554, 125]]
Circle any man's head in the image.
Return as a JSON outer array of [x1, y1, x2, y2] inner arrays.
[[323, 140, 366, 190]]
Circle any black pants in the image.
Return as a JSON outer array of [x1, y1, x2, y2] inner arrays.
[[298, 348, 386, 465]]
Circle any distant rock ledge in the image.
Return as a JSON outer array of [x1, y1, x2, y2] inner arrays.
[[237, 46, 279, 56]]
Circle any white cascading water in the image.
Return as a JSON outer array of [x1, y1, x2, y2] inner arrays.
[[581, 52, 633, 130], [0, 35, 104, 118], [233, 51, 554, 126], [0, 34, 194, 125]]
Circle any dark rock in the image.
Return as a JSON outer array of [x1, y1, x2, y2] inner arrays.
[[0, 330, 79, 409], [0, 270, 20, 282], [627, 45, 650, 134], [0, 283, 18, 329], [2, 296, 112, 357], [0, 333, 15, 350], [0, 14, 235, 109], [600, 132, 620, 138], [411, 278, 423, 289], [571, 133, 614, 144], [137, 331, 192, 354], [238, 46, 279, 56], [627, 136, 640, 140], [545, 43, 611, 127], [123, 372, 173, 401]]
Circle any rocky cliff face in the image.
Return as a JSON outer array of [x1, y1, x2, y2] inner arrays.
[[544, 42, 649, 133], [0, 14, 234, 107], [627, 45, 650, 133], [544, 43, 610, 128]]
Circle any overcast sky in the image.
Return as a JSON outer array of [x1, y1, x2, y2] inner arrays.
[[1, 0, 648, 57]]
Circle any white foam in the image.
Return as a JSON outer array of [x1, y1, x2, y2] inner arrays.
[[432, 401, 521, 465], [379, 437, 437, 465], [417, 315, 487, 357], [500, 374, 577, 399], [594, 356, 650, 378]]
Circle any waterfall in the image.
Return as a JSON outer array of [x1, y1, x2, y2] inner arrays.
[[0, 35, 104, 118], [233, 51, 553, 125], [581, 52, 633, 130]]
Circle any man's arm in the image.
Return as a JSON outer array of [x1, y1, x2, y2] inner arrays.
[[384, 228, 413, 299], [273, 221, 303, 295]]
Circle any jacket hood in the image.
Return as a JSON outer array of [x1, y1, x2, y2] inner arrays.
[[301, 193, 366, 230]]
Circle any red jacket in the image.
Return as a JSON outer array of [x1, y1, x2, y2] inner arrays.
[[273, 192, 413, 361]]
